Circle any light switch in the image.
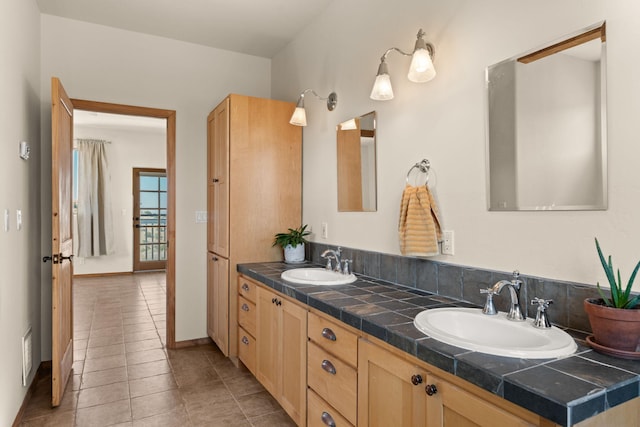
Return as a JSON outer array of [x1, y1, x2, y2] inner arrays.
[[195, 211, 208, 223]]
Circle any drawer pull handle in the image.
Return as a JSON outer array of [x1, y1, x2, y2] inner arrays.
[[321, 411, 336, 427], [321, 327, 337, 341], [241, 336, 249, 345], [241, 283, 250, 292], [425, 384, 438, 396], [241, 303, 250, 312], [321, 359, 336, 375], [411, 374, 423, 385]]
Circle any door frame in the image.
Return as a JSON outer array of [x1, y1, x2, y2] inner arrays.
[[71, 99, 177, 349]]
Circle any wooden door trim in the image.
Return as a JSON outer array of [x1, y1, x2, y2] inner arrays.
[[71, 99, 177, 349]]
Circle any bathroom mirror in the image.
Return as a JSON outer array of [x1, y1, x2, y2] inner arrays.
[[486, 22, 607, 211], [337, 111, 377, 212]]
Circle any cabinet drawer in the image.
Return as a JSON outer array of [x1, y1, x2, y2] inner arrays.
[[238, 327, 256, 376], [308, 341, 357, 425], [238, 276, 257, 303], [307, 388, 354, 427], [308, 311, 358, 367], [238, 296, 256, 336]]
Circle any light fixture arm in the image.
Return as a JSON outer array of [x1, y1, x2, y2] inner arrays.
[[296, 89, 338, 111]]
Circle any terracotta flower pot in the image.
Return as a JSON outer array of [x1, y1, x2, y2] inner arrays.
[[584, 298, 640, 353]]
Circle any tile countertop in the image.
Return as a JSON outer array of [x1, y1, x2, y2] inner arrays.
[[237, 262, 640, 427]]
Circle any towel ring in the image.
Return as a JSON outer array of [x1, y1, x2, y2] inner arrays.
[[406, 159, 430, 186]]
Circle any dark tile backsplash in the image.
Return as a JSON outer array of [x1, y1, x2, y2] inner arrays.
[[308, 242, 601, 332]]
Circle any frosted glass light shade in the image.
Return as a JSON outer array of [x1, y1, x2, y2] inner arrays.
[[408, 48, 436, 82], [289, 107, 307, 126], [370, 74, 394, 100]]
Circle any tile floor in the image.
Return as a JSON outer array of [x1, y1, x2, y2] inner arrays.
[[20, 272, 295, 427]]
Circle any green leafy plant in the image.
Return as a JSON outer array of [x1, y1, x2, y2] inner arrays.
[[595, 238, 640, 309], [272, 225, 310, 248]]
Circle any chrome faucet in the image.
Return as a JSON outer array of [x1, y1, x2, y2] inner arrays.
[[489, 270, 525, 321], [321, 247, 342, 273]]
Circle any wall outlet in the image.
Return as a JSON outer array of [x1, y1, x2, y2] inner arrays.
[[442, 230, 454, 255], [195, 211, 208, 223], [321, 222, 328, 239]]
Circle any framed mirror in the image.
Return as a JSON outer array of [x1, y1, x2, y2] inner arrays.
[[337, 111, 377, 212], [486, 22, 607, 211]]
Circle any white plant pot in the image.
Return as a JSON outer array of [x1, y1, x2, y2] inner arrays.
[[284, 243, 305, 263]]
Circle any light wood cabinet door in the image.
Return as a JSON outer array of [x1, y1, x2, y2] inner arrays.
[[425, 374, 536, 427], [358, 339, 428, 427], [256, 286, 307, 426], [208, 98, 229, 257], [207, 253, 229, 355]]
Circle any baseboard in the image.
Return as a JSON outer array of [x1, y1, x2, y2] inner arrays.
[[73, 271, 132, 278], [12, 361, 52, 427], [173, 337, 213, 349]]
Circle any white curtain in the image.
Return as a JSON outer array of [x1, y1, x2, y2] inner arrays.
[[76, 139, 115, 257]]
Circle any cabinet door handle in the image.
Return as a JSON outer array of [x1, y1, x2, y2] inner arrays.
[[241, 336, 249, 345], [411, 374, 423, 385], [241, 303, 250, 312], [272, 297, 276, 304], [212, 256, 218, 261], [321, 359, 337, 375], [241, 283, 250, 292], [321, 327, 337, 341], [425, 384, 438, 396], [321, 411, 336, 427], [212, 178, 219, 183]]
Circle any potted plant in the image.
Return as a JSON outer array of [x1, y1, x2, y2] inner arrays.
[[272, 225, 310, 263], [583, 238, 640, 357]]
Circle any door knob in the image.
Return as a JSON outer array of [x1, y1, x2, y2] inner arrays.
[[410, 374, 423, 385], [425, 384, 438, 396]]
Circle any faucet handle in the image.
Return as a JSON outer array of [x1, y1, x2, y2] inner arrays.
[[511, 270, 523, 288], [531, 297, 553, 329], [341, 259, 351, 275], [481, 288, 498, 315]]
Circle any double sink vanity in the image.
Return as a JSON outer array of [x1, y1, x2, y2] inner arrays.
[[236, 260, 640, 427]]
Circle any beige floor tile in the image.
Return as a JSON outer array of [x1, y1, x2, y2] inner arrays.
[[236, 391, 281, 418], [179, 379, 231, 405], [129, 373, 176, 398], [81, 366, 128, 389], [126, 348, 167, 365], [88, 334, 125, 348], [77, 381, 130, 409], [131, 389, 183, 420], [75, 398, 132, 427], [187, 398, 248, 427], [90, 326, 123, 338], [224, 373, 265, 398], [20, 410, 75, 426], [125, 329, 159, 342], [131, 405, 190, 427], [127, 359, 171, 380], [248, 410, 296, 427], [85, 343, 125, 360], [83, 354, 127, 373]]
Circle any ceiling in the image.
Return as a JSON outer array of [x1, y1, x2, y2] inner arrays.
[[36, 0, 333, 58]]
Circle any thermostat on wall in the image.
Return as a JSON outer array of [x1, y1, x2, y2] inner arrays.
[[19, 141, 30, 160]]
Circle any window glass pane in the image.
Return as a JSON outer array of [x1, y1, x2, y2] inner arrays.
[[140, 192, 159, 209], [140, 176, 159, 191], [160, 192, 167, 209], [140, 212, 159, 226], [160, 177, 167, 191], [159, 210, 167, 225]]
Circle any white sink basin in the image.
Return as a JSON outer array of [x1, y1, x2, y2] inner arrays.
[[413, 307, 577, 359], [281, 268, 357, 286]]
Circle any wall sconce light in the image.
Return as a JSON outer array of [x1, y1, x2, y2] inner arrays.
[[370, 29, 436, 101], [289, 89, 338, 126]]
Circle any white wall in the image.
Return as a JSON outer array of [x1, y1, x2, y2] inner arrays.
[[272, 0, 640, 288], [73, 125, 166, 275], [40, 14, 272, 355], [0, 0, 42, 424]]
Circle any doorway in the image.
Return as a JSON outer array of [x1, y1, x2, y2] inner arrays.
[[133, 168, 168, 272], [71, 99, 177, 349]]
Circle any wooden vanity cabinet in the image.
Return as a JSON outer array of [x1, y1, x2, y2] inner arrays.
[[237, 277, 257, 376], [206, 94, 301, 358], [256, 285, 307, 426]]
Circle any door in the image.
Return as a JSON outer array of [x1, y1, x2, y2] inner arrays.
[[50, 77, 74, 406], [358, 339, 428, 427], [208, 99, 229, 257], [133, 168, 167, 271], [207, 254, 229, 355]]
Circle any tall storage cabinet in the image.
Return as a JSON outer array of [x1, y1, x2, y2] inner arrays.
[[206, 94, 302, 357]]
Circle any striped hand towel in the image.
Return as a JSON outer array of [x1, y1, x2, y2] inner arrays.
[[398, 184, 442, 256]]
